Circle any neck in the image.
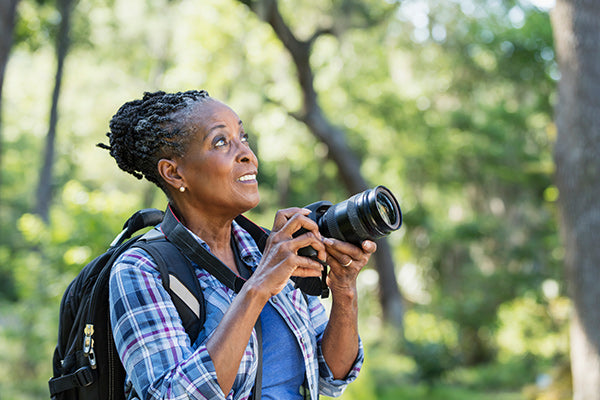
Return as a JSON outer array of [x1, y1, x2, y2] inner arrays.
[[169, 202, 235, 256], [195, 221, 232, 255]]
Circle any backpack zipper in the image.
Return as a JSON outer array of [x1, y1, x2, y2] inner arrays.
[[83, 324, 97, 368]]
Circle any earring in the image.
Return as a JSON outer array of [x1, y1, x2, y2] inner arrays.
[[179, 186, 186, 192]]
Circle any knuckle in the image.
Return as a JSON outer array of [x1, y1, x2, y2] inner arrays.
[[275, 209, 287, 219]]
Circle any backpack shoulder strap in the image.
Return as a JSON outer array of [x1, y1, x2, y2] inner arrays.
[[161, 207, 248, 293], [234, 214, 270, 253], [136, 230, 205, 345]]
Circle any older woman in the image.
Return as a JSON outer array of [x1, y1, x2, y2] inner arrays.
[[103, 90, 376, 399]]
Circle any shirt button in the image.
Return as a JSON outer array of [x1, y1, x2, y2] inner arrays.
[[272, 297, 278, 304], [299, 337, 304, 343]]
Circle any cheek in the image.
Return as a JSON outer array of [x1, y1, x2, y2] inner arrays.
[[197, 157, 230, 179]]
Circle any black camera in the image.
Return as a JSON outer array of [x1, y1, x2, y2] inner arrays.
[[293, 185, 402, 297]]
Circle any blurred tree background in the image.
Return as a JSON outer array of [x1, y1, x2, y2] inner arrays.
[[0, 0, 579, 399]]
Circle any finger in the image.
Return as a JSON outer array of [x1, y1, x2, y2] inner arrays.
[[279, 213, 321, 240], [291, 267, 323, 278], [291, 231, 327, 258], [362, 240, 377, 254], [325, 247, 355, 270], [272, 207, 310, 231], [323, 237, 364, 261], [323, 244, 353, 267], [290, 256, 324, 277]]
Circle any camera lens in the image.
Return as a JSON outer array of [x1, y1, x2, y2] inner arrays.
[[319, 185, 402, 246], [377, 192, 396, 226]]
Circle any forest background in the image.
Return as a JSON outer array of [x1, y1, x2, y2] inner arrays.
[[0, 0, 594, 399]]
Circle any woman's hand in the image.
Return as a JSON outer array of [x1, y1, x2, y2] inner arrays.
[[323, 238, 377, 297], [206, 208, 326, 394], [249, 208, 327, 298]]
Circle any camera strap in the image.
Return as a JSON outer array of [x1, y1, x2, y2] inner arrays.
[[161, 206, 247, 292], [160, 205, 263, 399]]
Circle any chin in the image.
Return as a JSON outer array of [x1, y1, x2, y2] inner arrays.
[[246, 194, 260, 210], [236, 193, 260, 214]]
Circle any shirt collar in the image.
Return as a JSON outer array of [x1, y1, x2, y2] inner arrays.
[[231, 220, 262, 267]]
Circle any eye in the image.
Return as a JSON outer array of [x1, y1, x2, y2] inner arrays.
[[214, 136, 228, 148], [241, 132, 249, 143]]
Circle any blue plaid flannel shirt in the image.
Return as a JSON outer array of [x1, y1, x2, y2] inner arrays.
[[109, 220, 364, 399]]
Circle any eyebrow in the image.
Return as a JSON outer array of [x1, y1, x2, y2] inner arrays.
[[203, 120, 244, 141]]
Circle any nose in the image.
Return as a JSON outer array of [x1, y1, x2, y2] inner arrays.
[[236, 140, 258, 165]]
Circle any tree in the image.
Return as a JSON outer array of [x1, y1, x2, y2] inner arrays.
[[386, 0, 559, 367], [552, 1, 600, 399], [34, 0, 76, 222], [0, 0, 20, 197], [237, 0, 404, 327]]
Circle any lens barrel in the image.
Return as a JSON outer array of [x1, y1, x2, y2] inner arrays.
[[319, 185, 401, 246]]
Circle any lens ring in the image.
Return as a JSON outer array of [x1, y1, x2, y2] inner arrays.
[[370, 186, 401, 231], [376, 190, 398, 227], [377, 194, 394, 225], [346, 196, 372, 240]]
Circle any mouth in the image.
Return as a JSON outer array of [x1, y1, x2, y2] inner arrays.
[[238, 173, 257, 183]]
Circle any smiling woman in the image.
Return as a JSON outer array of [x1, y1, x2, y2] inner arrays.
[[98, 90, 376, 400], [158, 99, 260, 229]]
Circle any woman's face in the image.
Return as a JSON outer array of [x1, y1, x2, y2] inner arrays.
[[175, 99, 260, 218]]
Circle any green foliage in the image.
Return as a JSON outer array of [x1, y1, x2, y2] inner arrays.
[[13, 0, 60, 51], [496, 294, 570, 360], [375, 0, 561, 367], [449, 356, 540, 391], [406, 340, 459, 385], [0, 0, 566, 397]]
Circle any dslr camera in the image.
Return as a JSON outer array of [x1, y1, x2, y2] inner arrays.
[[293, 185, 402, 297]]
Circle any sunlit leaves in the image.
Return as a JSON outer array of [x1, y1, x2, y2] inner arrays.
[[0, 0, 567, 394], [17, 213, 48, 245], [496, 295, 569, 359]]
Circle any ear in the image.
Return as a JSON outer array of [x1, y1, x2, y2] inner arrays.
[[158, 158, 184, 192]]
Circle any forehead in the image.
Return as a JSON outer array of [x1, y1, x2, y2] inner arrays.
[[182, 99, 240, 130]]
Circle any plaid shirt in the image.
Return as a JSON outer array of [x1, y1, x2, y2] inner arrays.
[[109, 220, 363, 400]]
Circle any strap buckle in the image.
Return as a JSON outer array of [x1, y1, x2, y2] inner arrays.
[[74, 366, 94, 387], [48, 366, 94, 397]]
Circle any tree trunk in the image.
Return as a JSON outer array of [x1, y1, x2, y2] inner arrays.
[[35, 0, 74, 222], [239, 0, 404, 328], [0, 0, 20, 199], [551, 1, 600, 399]]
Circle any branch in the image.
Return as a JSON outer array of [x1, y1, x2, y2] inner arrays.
[[236, 0, 404, 328], [238, 0, 366, 191], [308, 27, 335, 46]]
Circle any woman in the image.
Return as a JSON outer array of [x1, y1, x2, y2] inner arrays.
[[102, 90, 376, 399]]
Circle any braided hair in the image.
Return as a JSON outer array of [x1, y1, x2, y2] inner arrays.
[[98, 90, 211, 191]]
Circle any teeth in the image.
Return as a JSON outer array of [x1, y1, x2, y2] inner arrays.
[[239, 174, 256, 182]]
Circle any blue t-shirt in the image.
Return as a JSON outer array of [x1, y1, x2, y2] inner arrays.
[[260, 300, 306, 399]]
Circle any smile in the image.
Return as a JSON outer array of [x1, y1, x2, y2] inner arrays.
[[238, 174, 257, 182]]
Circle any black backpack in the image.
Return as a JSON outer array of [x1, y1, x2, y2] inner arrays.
[[49, 207, 272, 400], [48, 208, 207, 400]]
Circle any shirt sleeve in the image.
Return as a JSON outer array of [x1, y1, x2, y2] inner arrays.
[[109, 247, 253, 400], [306, 294, 365, 397]]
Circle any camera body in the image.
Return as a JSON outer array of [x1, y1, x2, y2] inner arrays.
[[293, 186, 402, 297]]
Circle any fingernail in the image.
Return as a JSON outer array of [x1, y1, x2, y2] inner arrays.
[[323, 238, 334, 245], [363, 240, 375, 251]]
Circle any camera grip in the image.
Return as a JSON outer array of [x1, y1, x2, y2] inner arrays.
[[297, 244, 318, 259], [293, 229, 329, 297]]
